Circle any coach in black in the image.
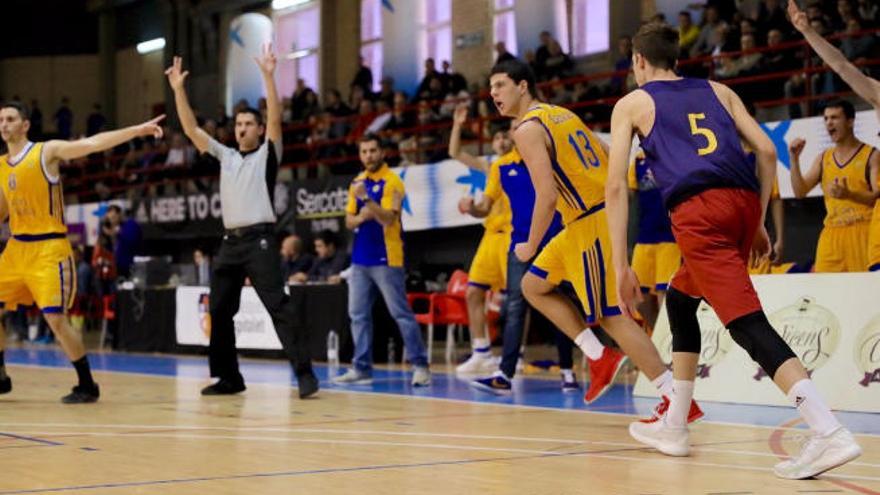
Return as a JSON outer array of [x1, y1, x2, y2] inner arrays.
[[166, 45, 318, 398]]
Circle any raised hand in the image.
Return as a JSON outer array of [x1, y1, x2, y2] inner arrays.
[[137, 115, 166, 139], [787, 0, 810, 33], [253, 42, 277, 75], [453, 104, 469, 126], [164, 56, 189, 91], [788, 137, 806, 159]]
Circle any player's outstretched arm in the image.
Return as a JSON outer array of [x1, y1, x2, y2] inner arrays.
[[254, 42, 282, 145], [165, 56, 211, 154], [788, 0, 880, 115], [448, 104, 489, 172], [512, 120, 557, 262], [607, 93, 643, 318], [43, 115, 165, 168]]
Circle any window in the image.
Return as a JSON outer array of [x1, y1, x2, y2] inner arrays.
[[571, 0, 610, 56], [493, 0, 517, 59], [418, 0, 452, 80], [361, 0, 383, 92], [274, 2, 321, 97]]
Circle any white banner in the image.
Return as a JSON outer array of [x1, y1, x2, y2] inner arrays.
[[634, 272, 880, 413], [63, 200, 130, 246], [394, 159, 486, 232], [175, 286, 283, 350]]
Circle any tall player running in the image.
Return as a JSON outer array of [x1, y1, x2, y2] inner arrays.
[[0, 101, 164, 403], [490, 59, 702, 416], [787, 0, 880, 271], [606, 22, 860, 478]]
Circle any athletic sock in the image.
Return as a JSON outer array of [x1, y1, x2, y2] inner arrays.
[[575, 328, 604, 360], [787, 379, 841, 436], [72, 356, 95, 388], [561, 368, 575, 382], [652, 369, 674, 397], [471, 337, 490, 354], [667, 379, 694, 428], [0, 350, 6, 380]]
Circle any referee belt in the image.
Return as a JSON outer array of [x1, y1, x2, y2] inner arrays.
[[224, 223, 274, 238]]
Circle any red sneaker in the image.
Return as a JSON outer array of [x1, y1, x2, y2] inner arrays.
[[639, 395, 705, 424], [583, 348, 628, 404]]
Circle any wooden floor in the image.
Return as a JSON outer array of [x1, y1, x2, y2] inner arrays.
[[0, 365, 878, 495]]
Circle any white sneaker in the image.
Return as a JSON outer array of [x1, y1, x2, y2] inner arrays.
[[456, 352, 495, 374], [331, 368, 372, 385], [774, 427, 862, 479], [629, 416, 689, 457], [412, 367, 431, 387]]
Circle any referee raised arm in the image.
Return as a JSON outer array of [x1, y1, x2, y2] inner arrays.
[[166, 44, 318, 399]]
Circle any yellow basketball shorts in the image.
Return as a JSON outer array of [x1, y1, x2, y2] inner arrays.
[[468, 229, 510, 291], [631, 242, 681, 294], [529, 206, 621, 324], [814, 223, 869, 273], [0, 236, 76, 313]]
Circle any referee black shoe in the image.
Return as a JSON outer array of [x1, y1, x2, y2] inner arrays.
[[201, 378, 246, 396], [61, 383, 100, 404], [296, 369, 319, 399], [0, 376, 11, 394]]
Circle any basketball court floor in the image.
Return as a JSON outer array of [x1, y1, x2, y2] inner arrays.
[[1, 348, 878, 494]]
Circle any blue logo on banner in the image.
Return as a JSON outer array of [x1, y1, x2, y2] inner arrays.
[[382, 0, 394, 13], [760, 120, 792, 169], [455, 168, 486, 196], [230, 24, 245, 48], [399, 168, 412, 216]]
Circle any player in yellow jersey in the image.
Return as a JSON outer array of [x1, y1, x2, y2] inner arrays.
[[489, 59, 702, 420], [789, 100, 879, 272], [448, 105, 513, 373], [0, 101, 164, 403], [788, 0, 880, 271]]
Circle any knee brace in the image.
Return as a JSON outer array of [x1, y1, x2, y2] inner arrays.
[[666, 288, 702, 354], [728, 311, 797, 378]]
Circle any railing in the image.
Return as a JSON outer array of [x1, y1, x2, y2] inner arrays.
[[61, 28, 880, 202]]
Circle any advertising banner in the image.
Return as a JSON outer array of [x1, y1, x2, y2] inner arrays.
[[175, 286, 283, 350]]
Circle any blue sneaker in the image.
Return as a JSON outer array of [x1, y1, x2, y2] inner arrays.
[[471, 372, 512, 395], [561, 373, 580, 393]]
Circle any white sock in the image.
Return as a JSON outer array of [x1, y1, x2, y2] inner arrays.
[[652, 370, 674, 397], [471, 338, 490, 354], [667, 380, 694, 428], [787, 379, 841, 436], [575, 328, 604, 360], [561, 368, 575, 382]]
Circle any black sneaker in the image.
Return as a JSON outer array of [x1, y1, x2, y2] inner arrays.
[[61, 384, 100, 404], [201, 378, 246, 395], [296, 369, 319, 399], [0, 376, 11, 394]]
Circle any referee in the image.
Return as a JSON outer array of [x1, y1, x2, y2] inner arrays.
[[166, 46, 318, 398]]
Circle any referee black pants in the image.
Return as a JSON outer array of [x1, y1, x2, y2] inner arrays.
[[208, 227, 311, 382]]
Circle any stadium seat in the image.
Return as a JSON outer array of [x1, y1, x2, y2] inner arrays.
[[407, 269, 470, 364]]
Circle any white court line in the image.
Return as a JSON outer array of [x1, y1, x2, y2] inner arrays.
[[3, 429, 880, 483], [8, 362, 880, 438], [2, 422, 880, 469]]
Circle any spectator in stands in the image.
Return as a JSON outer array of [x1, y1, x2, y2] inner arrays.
[[835, 0, 858, 30], [758, 28, 799, 100], [440, 61, 468, 94], [280, 234, 314, 283], [678, 11, 702, 54], [691, 5, 728, 57], [754, 0, 789, 35], [610, 35, 633, 95], [349, 84, 366, 112], [299, 230, 348, 284], [165, 132, 195, 167], [29, 99, 42, 139], [74, 245, 94, 328], [376, 77, 396, 107], [86, 103, 106, 136], [384, 91, 413, 142], [215, 104, 229, 128], [414, 99, 443, 162], [534, 31, 555, 77], [716, 33, 763, 78], [292, 89, 321, 124], [351, 56, 374, 97], [541, 40, 574, 81], [416, 58, 442, 100], [105, 204, 142, 279], [841, 17, 878, 65], [857, 0, 878, 24], [397, 137, 419, 167], [785, 17, 831, 118], [494, 41, 516, 64], [54, 97, 73, 139], [194, 248, 211, 286], [789, 100, 880, 272]]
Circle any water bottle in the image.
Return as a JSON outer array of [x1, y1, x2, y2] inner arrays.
[[326, 330, 339, 365], [387, 337, 397, 365]]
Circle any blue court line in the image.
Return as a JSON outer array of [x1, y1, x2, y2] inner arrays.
[[4, 348, 879, 436], [0, 432, 64, 447]]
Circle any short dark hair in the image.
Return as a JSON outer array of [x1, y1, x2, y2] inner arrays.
[[490, 59, 538, 98], [633, 22, 680, 70], [0, 101, 30, 121], [824, 99, 856, 119], [107, 204, 123, 214], [234, 107, 263, 126], [315, 229, 338, 249], [358, 132, 383, 149], [679, 10, 691, 18]]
